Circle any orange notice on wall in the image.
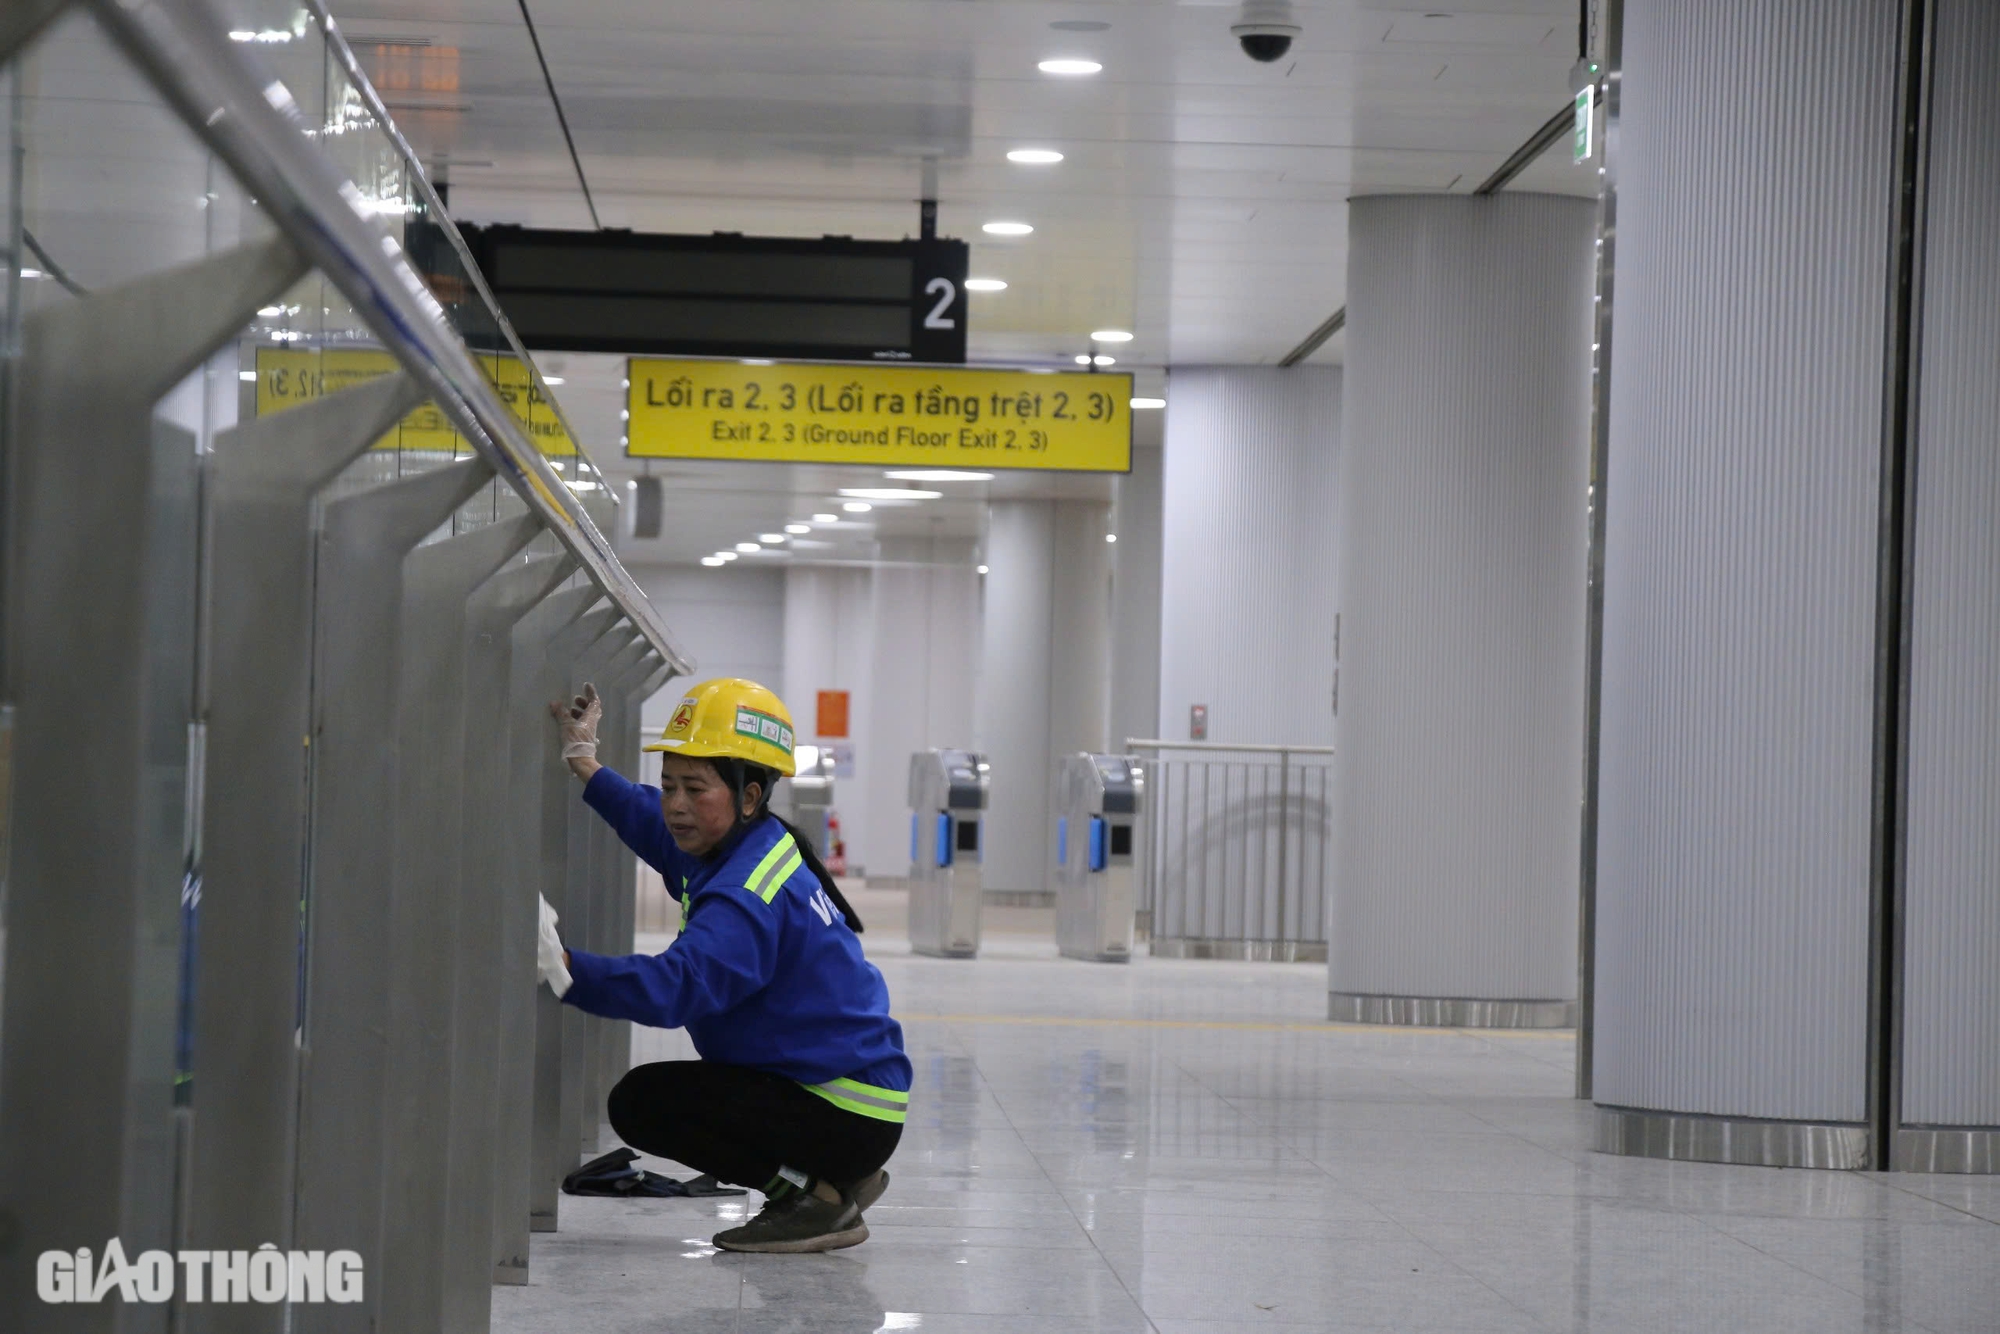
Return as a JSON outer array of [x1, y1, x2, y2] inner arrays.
[[816, 690, 851, 739]]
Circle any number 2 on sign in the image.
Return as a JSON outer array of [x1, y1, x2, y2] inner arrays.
[[923, 278, 957, 329]]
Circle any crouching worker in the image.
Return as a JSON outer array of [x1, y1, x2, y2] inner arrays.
[[537, 677, 908, 1254]]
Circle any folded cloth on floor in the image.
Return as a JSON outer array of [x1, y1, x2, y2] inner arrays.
[[561, 1147, 746, 1198]]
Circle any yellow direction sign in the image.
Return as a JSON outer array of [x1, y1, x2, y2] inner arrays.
[[625, 359, 1132, 472], [253, 347, 577, 456]]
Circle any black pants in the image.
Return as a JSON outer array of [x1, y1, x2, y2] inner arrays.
[[607, 1061, 902, 1192]]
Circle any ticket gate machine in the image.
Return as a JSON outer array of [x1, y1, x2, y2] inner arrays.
[[1055, 753, 1145, 962], [908, 748, 988, 957], [774, 743, 836, 860]]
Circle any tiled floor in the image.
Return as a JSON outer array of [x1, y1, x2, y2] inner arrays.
[[494, 896, 2000, 1332]]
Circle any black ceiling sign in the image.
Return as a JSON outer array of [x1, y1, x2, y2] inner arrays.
[[446, 225, 969, 364]]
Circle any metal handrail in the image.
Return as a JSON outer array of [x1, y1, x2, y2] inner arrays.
[[82, 0, 692, 677], [1126, 738, 1334, 954], [1126, 739, 1337, 755], [308, 0, 586, 472]]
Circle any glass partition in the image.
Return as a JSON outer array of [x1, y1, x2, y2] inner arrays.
[[2, 0, 615, 534], [0, 9, 656, 1315]]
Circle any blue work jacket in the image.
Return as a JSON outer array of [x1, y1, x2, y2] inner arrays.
[[562, 769, 911, 1111]]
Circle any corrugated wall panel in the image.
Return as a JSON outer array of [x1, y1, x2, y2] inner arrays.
[[1333, 194, 1593, 1003], [1157, 367, 1341, 748], [1594, 0, 1899, 1121], [1899, 0, 2000, 1128]]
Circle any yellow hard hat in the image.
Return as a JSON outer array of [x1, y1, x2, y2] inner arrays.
[[644, 677, 797, 777]]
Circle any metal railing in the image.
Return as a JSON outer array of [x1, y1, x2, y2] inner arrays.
[[0, 3, 690, 1328], [1126, 740, 1336, 963]]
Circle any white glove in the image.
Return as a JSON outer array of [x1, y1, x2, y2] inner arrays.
[[558, 683, 602, 760], [537, 894, 572, 998]]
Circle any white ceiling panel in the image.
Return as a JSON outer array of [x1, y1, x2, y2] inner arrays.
[[318, 0, 1599, 564], [331, 0, 1600, 370]]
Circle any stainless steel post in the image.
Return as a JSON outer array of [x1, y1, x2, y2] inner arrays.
[[0, 238, 303, 1329], [292, 458, 493, 1334], [1277, 749, 1291, 945], [568, 628, 641, 1155], [593, 647, 661, 1117], [582, 641, 648, 1128], [186, 375, 420, 1334], [377, 515, 538, 1334], [440, 550, 571, 1332], [529, 601, 615, 1228], [497, 584, 600, 1250]]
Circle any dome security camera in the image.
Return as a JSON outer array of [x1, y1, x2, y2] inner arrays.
[[1231, 0, 1300, 62], [1233, 23, 1299, 61]]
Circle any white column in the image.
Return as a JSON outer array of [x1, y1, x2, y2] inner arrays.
[[781, 563, 871, 853], [1332, 194, 1594, 1026], [860, 537, 979, 881], [1109, 430, 1164, 755], [976, 500, 1110, 896], [1594, 0, 1902, 1164], [1896, 0, 2000, 1166]]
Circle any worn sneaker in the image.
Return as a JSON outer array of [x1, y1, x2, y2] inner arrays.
[[712, 1190, 868, 1254], [845, 1169, 890, 1213]]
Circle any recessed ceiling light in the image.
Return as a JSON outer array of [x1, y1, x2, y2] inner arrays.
[[965, 278, 1009, 292], [813, 513, 839, 523], [843, 501, 873, 513], [1131, 397, 1167, 409], [238, 370, 258, 382], [982, 221, 1034, 236], [1007, 148, 1064, 164], [1074, 355, 1092, 365], [785, 523, 813, 534], [701, 556, 726, 567], [1039, 58, 1102, 75], [1091, 329, 1134, 342], [1105, 533, 1118, 543], [717, 551, 739, 561], [541, 376, 564, 385], [838, 487, 943, 501], [759, 533, 786, 543], [977, 564, 990, 574], [741, 358, 775, 366], [735, 542, 761, 553], [885, 470, 995, 482], [1075, 354, 1116, 366]]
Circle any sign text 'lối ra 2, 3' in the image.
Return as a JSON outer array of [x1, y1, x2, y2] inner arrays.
[[625, 359, 1133, 472], [252, 347, 577, 456]]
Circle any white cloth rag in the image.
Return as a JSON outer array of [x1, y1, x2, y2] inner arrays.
[[537, 894, 573, 998]]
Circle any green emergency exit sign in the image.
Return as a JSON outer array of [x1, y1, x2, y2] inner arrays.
[[1573, 86, 1593, 163]]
